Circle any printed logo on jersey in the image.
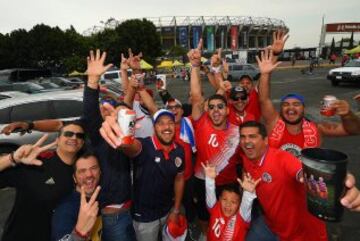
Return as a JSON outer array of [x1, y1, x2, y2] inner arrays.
[[154, 157, 161, 163], [45, 177, 55, 185], [208, 133, 219, 147], [262, 172, 272, 183], [212, 217, 225, 238], [280, 143, 302, 158], [175, 157, 182, 167]]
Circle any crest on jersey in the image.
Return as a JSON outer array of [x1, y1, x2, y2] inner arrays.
[[175, 157, 182, 167], [262, 172, 272, 183]]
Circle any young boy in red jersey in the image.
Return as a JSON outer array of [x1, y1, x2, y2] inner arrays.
[[202, 162, 259, 241]]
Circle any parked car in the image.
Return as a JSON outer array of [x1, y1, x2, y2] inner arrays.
[[0, 68, 51, 83], [0, 91, 29, 100], [227, 63, 260, 82], [48, 77, 83, 89], [0, 90, 83, 154], [327, 59, 360, 86], [0, 82, 46, 94]]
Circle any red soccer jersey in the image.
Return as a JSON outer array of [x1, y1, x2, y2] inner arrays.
[[276, 127, 305, 158], [228, 104, 256, 126], [193, 114, 240, 185], [242, 147, 327, 241], [174, 125, 193, 180], [208, 202, 249, 241], [245, 89, 261, 121]]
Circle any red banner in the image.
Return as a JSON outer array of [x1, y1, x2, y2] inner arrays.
[[326, 23, 360, 33], [230, 26, 238, 50]]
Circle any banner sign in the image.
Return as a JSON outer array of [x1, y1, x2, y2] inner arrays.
[[192, 26, 202, 48], [178, 26, 188, 48], [326, 23, 360, 33], [162, 27, 175, 34], [206, 26, 215, 51], [230, 26, 238, 50]]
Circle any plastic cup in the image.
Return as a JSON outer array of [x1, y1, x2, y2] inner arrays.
[[320, 95, 337, 117], [300, 148, 348, 222]]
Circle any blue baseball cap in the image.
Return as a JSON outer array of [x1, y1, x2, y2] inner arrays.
[[280, 93, 305, 105], [153, 109, 175, 123]]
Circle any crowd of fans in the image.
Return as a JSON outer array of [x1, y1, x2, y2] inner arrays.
[[1, 30, 360, 241]]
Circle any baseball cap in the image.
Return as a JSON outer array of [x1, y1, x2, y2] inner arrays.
[[165, 98, 182, 108], [280, 93, 305, 105], [153, 109, 175, 123], [230, 86, 248, 101]]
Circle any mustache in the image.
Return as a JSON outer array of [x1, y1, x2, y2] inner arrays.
[[244, 143, 255, 149]]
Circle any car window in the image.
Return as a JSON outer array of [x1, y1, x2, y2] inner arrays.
[[104, 73, 119, 80], [52, 100, 83, 119], [243, 65, 254, 71], [10, 101, 53, 122], [344, 61, 360, 68], [0, 107, 11, 123], [0, 94, 10, 100], [231, 65, 243, 71]]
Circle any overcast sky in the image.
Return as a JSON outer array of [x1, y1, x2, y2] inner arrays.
[[1, 0, 359, 48]]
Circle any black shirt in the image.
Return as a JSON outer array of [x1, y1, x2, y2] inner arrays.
[[0, 152, 74, 241]]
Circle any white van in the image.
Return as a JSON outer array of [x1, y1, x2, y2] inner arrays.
[[101, 69, 122, 83]]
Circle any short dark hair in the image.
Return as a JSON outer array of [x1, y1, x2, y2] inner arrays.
[[59, 120, 85, 134], [239, 75, 253, 82], [240, 121, 267, 138], [73, 150, 99, 172], [207, 94, 227, 107], [219, 183, 242, 197]]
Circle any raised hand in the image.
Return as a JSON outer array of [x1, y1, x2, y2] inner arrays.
[[99, 113, 124, 148], [13, 134, 57, 166], [201, 161, 217, 179], [187, 39, 203, 67], [127, 48, 142, 71], [238, 172, 261, 193], [1, 122, 29, 135], [86, 49, 113, 78], [332, 100, 351, 117], [211, 48, 222, 67], [75, 186, 101, 237], [256, 48, 282, 75], [219, 80, 232, 92], [271, 30, 289, 55], [120, 53, 130, 70]]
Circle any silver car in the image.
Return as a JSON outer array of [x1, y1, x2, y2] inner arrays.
[[0, 90, 83, 154], [227, 63, 260, 82]]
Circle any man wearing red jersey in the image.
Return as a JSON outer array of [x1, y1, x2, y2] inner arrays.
[[240, 121, 327, 241], [239, 75, 261, 121], [257, 47, 360, 158], [188, 39, 242, 236], [227, 86, 256, 126]]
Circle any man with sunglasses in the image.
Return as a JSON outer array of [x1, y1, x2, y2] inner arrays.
[[227, 86, 256, 126], [0, 122, 85, 241], [188, 39, 242, 237]]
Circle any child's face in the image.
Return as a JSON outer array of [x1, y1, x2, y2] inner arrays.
[[220, 191, 241, 217]]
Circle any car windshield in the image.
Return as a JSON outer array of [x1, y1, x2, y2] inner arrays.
[[344, 61, 360, 67]]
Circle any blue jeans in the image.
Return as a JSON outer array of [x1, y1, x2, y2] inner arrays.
[[102, 210, 136, 241], [246, 214, 279, 241]]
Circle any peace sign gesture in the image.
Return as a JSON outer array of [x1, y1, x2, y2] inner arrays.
[[13, 134, 57, 166], [237, 172, 261, 193], [187, 38, 203, 67], [75, 186, 101, 237]]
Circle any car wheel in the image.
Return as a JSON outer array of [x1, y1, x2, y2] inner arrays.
[[331, 79, 339, 86], [228, 75, 233, 82], [0, 145, 18, 155]]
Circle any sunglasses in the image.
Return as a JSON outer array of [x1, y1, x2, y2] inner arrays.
[[62, 131, 85, 140], [100, 99, 117, 107], [166, 105, 182, 110], [231, 95, 248, 101], [208, 103, 226, 110]]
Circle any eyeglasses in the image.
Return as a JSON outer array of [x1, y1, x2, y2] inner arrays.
[[62, 131, 85, 140], [231, 95, 248, 101], [166, 105, 182, 110], [208, 103, 226, 110]]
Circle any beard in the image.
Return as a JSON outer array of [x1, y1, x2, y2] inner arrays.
[[155, 131, 174, 146], [280, 112, 304, 125]]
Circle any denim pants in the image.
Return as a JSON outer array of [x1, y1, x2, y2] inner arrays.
[[101, 210, 136, 241]]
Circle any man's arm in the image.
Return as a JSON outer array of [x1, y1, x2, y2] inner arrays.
[[318, 100, 360, 136], [1, 119, 63, 135], [123, 75, 138, 108], [167, 173, 185, 223], [138, 89, 158, 115], [189, 39, 205, 121], [158, 89, 173, 105], [256, 49, 282, 132]]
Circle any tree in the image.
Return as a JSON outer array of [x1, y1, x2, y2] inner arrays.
[[349, 32, 354, 49], [330, 37, 335, 55], [339, 38, 343, 53]]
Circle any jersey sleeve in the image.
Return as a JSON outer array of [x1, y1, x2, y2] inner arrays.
[[205, 176, 217, 209], [239, 190, 257, 223], [282, 151, 303, 181]]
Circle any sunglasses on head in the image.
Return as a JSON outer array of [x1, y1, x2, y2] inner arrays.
[[62, 131, 85, 140], [208, 103, 225, 110], [231, 94, 247, 101]]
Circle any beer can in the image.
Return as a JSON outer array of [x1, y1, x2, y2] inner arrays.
[[135, 73, 145, 88], [117, 108, 136, 144], [320, 95, 337, 117]]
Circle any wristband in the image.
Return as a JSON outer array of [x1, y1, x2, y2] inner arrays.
[[9, 152, 17, 167], [191, 63, 201, 68], [26, 121, 34, 131]]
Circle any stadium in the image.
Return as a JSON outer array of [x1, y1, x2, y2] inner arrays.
[[85, 16, 288, 51]]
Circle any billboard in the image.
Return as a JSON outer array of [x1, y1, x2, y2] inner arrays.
[[206, 26, 215, 51], [326, 23, 360, 33], [178, 26, 188, 48], [192, 26, 202, 48], [230, 26, 238, 50], [162, 26, 175, 34]]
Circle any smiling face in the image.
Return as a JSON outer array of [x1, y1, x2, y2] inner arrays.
[[230, 97, 248, 113], [154, 115, 175, 145], [74, 155, 100, 197], [239, 77, 253, 94], [207, 98, 228, 128], [57, 124, 85, 157], [166, 100, 183, 124], [280, 98, 305, 125], [219, 190, 241, 217], [240, 126, 268, 161]]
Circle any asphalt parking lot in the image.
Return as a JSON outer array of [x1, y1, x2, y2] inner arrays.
[[1, 65, 359, 241]]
